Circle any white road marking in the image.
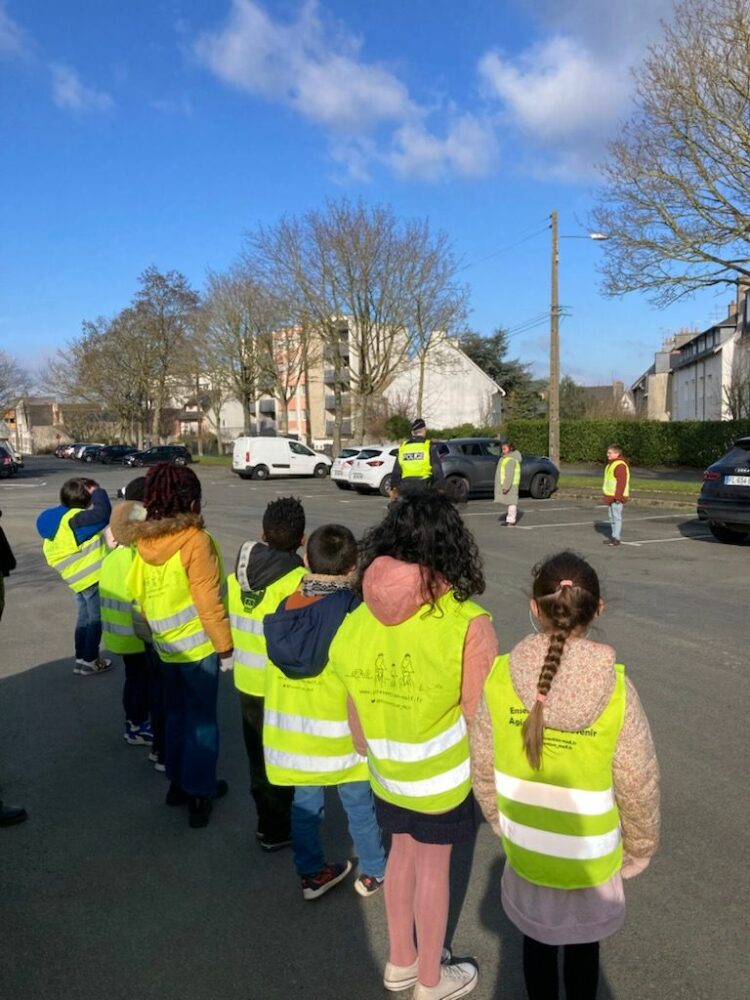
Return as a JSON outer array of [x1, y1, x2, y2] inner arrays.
[[621, 533, 712, 547], [464, 505, 597, 517], [517, 513, 689, 530]]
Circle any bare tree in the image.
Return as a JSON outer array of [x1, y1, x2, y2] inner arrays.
[[0, 349, 29, 414], [594, 0, 750, 306]]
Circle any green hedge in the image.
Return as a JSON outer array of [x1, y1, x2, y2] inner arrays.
[[503, 419, 750, 468]]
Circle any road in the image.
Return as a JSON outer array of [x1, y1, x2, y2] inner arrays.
[[0, 458, 745, 999]]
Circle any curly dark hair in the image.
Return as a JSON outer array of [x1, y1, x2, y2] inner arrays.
[[144, 463, 201, 520], [262, 496, 305, 553], [353, 493, 485, 606]]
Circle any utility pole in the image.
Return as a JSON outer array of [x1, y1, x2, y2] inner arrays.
[[549, 210, 560, 465]]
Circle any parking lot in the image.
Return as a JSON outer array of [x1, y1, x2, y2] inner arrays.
[[0, 457, 745, 999]]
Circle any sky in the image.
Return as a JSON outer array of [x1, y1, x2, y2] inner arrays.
[[0, 0, 732, 387]]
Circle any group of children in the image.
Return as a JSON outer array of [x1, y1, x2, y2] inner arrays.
[[38, 463, 660, 1000]]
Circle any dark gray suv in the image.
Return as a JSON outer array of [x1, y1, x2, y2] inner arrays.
[[436, 438, 559, 501]]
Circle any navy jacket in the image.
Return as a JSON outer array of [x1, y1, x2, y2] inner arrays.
[[36, 487, 111, 546], [264, 588, 360, 680]]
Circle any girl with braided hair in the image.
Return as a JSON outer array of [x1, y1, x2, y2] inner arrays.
[[115, 462, 233, 829], [470, 551, 660, 1000]]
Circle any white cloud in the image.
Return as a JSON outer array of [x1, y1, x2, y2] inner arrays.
[[388, 115, 498, 181], [0, 1, 29, 58], [51, 64, 113, 112]]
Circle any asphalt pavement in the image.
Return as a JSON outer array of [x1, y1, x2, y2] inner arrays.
[[0, 458, 746, 1000]]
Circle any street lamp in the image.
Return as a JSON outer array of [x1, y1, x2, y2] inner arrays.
[[548, 211, 609, 466]]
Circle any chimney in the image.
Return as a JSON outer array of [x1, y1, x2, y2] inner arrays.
[[728, 300, 737, 318]]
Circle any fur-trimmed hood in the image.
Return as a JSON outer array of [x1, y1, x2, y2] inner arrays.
[[110, 502, 204, 566]]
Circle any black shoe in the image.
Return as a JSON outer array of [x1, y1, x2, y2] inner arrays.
[[0, 802, 28, 827], [165, 783, 189, 807], [188, 796, 213, 829], [260, 836, 293, 853], [213, 779, 228, 800]]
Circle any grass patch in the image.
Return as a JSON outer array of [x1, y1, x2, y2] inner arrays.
[[193, 454, 232, 466], [558, 475, 700, 495]]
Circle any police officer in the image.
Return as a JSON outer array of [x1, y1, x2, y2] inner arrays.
[[390, 418, 444, 498]]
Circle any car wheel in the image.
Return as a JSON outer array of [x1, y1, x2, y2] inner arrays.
[[529, 472, 555, 499], [313, 463, 329, 478], [378, 474, 392, 497], [334, 481, 350, 490], [447, 475, 470, 503], [134, 459, 143, 467], [708, 523, 749, 544], [252, 465, 269, 481], [85, 455, 93, 463]]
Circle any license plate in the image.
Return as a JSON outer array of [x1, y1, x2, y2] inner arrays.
[[351, 471, 364, 479], [725, 475, 750, 486]]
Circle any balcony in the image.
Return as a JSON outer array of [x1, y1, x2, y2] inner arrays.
[[258, 399, 276, 415], [323, 368, 350, 385], [323, 343, 350, 362], [325, 419, 352, 437], [325, 394, 351, 412]]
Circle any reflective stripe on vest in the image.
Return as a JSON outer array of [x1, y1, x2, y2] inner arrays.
[[126, 548, 217, 663], [100, 546, 145, 654], [485, 653, 625, 889], [603, 460, 630, 498], [397, 440, 432, 479], [227, 567, 306, 696], [329, 592, 489, 812], [500, 455, 521, 488], [42, 510, 107, 593]]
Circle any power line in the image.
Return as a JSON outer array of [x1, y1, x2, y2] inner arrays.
[[459, 221, 550, 272]]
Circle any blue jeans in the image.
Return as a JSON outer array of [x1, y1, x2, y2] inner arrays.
[[608, 502, 623, 541], [292, 780, 386, 879], [74, 584, 102, 662], [160, 653, 220, 797]]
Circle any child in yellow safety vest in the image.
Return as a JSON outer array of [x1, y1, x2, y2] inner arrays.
[[328, 494, 498, 1000], [469, 551, 660, 1000], [36, 477, 112, 676], [263, 524, 386, 901], [227, 497, 306, 851]]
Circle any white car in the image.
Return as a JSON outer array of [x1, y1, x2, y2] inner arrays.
[[232, 436, 332, 480], [331, 446, 368, 490], [349, 445, 400, 496]]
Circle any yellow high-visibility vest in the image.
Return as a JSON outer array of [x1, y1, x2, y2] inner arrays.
[[500, 455, 521, 487], [603, 460, 630, 498], [397, 440, 432, 480], [227, 567, 306, 697], [100, 545, 145, 655], [485, 653, 625, 889], [329, 592, 489, 813], [42, 509, 107, 593]]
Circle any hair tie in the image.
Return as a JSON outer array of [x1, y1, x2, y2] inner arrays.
[[559, 579, 573, 588], [535, 692, 547, 704]]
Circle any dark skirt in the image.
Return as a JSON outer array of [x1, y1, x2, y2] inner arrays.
[[374, 791, 476, 845]]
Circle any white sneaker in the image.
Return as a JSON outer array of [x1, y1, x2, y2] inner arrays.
[[74, 657, 112, 676], [383, 949, 452, 992], [413, 962, 478, 1000]]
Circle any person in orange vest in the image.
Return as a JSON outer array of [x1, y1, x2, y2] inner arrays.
[[602, 444, 630, 547]]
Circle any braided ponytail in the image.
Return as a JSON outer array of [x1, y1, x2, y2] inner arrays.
[[522, 551, 600, 769], [144, 462, 201, 520]]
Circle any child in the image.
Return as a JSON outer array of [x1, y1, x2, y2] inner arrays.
[[470, 551, 660, 1000], [227, 497, 306, 852], [122, 463, 232, 829], [37, 477, 113, 675], [104, 477, 165, 768], [263, 524, 386, 900], [328, 494, 497, 1000], [494, 441, 522, 526], [602, 444, 630, 547]]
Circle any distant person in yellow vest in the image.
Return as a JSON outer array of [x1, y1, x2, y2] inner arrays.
[[602, 444, 630, 547], [106, 476, 165, 771], [227, 496, 306, 852], [470, 551, 660, 1000], [124, 463, 232, 829], [494, 441, 522, 525], [263, 524, 386, 900], [36, 477, 112, 676], [329, 494, 497, 1000], [390, 418, 444, 498]]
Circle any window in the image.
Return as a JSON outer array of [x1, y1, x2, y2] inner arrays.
[[460, 443, 483, 457], [484, 441, 502, 457], [289, 441, 313, 456]]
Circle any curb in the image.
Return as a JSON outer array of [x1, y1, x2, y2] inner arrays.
[[554, 489, 697, 511]]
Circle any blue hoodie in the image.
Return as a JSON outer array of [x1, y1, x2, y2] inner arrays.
[[264, 585, 360, 680], [36, 487, 112, 546]]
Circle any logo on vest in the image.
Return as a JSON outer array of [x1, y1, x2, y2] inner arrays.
[[345, 653, 421, 709], [241, 588, 266, 612]]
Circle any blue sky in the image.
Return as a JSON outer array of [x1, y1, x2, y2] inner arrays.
[[0, 0, 731, 386]]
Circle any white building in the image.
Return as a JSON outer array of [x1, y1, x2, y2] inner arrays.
[[671, 310, 741, 421], [383, 333, 504, 428]]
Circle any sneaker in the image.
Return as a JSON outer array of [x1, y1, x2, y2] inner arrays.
[[605, 539, 621, 547], [75, 657, 112, 676], [354, 873, 384, 897], [259, 836, 292, 853], [413, 962, 478, 1000], [153, 760, 166, 773], [384, 948, 452, 992], [301, 860, 353, 900], [124, 722, 154, 746], [188, 796, 212, 829]]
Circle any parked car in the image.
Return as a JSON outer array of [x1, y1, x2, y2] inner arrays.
[[97, 444, 139, 464], [79, 445, 104, 463], [0, 443, 16, 478], [72, 443, 104, 460], [2, 442, 23, 471], [123, 445, 193, 468], [348, 445, 400, 496], [696, 436, 750, 543], [62, 443, 82, 458], [436, 438, 559, 501], [331, 445, 368, 489], [232, 437, 331, 480]]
